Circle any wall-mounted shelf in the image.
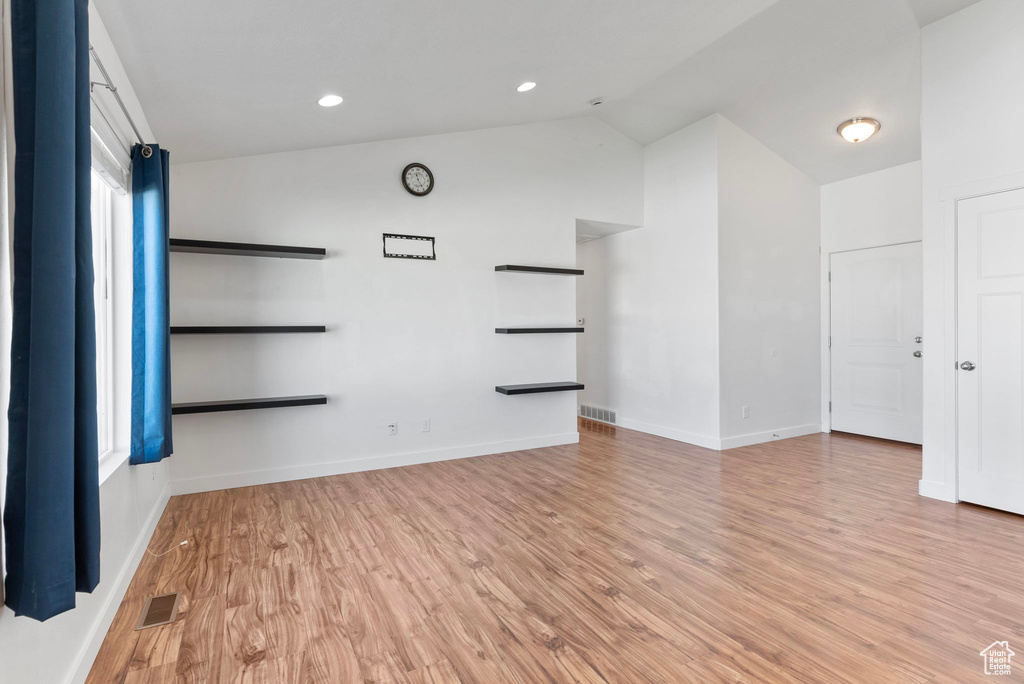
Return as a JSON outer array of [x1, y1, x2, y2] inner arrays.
[[495, 382, 585, 395], [495, 265, 583, 276], [495, 327, 584, 334], [170, 238, 326, 260], [172, 395, 327, 415], [171, 326, 326, 335]]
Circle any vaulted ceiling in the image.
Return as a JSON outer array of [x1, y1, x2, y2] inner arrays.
[[95, 0, 982, 183]]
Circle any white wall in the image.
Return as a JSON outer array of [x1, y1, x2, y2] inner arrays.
[[577, 115, 821, 449], [818, 160, 922, 431], [0, 8, 172, 684], [821, 160, 922, 254], [920, 0, 1024, 501], [577, 115, 722, 447], [717, 118, 821, 446], [167, 117, 644, 493], [0, 460, 170, 684]]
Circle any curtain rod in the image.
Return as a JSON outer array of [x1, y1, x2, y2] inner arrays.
[[88, 45, 153, 157]]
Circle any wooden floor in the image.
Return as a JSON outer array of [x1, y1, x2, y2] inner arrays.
[[87, 420, 1024, 683]]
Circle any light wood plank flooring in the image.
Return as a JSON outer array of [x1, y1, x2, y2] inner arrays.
[[87, 420, 1024, 683]]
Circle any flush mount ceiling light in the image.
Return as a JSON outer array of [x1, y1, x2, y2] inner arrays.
[[317, 94, 343, 107], [837, 117, 880, 143], [516, 82, 537, 92]]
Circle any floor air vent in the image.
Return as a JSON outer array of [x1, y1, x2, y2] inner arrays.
[[580, 404, 616, 424], [135, 593, 181, 630]]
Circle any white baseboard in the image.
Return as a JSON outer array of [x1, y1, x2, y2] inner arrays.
[[719, 423, 823, 450], [612, 417, 822, 452], [613, 417, 722, 450], [919, 478, 957, 503], [171, 432, 580, 495], [67, 482, 171, 684]]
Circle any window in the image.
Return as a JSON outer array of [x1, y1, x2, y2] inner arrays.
[[91, 130, 131, 479], [91, 169, 115, 458]]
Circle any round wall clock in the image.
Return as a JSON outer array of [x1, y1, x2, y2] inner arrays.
[[402, 162, 434, 196]]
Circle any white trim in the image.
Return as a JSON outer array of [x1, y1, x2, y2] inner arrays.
[[97, 449, 130, 485], [918, 478, 956, 503], [613, 417, 722, 450], [170, 432, 580, 495], [66, 482, 171, 684], [89, 99, 131, 172], [90, 173, 115, 458], [613, 416, 822, 451], [820, 250, 831, 433], [826, 240, 924, 256], [90, 128, 128, 194], [719, 423, 823, 450], [937, 195, 959, 502], [938, 171, 1024, 202]]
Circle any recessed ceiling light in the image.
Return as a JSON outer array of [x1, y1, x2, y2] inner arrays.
[[517, 82, 537, 93], [837, 117, 880, 143], [318, 94, 343, 107]]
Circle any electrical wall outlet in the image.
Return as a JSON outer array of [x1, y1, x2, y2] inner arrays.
[[387, 421, 398, 436], [742, 405, 750, 419], [421, 419, 431, 433]]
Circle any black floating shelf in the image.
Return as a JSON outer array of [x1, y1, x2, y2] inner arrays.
[[495, 327, 584, 334], [495, 265, 583, 276], [171, 326, 326, 335], [170, 238, 326, 260], [495, 382, 585, 395], [172, 395, 327, 415]]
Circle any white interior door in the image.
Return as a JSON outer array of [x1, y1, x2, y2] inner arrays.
[[957, 187, 1024, 515], [830, 243, 923, 444]]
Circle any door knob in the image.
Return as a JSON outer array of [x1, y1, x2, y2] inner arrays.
[[960, 361, 976, 371], [915, 336, 923, 343], [913, 351, 923, 358]]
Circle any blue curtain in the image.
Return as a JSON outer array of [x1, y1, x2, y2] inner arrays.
[[3, 0, 100, 621], [129, 144, 173, 465]]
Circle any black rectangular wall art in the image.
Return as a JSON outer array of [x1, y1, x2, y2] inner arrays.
[[383, 233, 436, 260]]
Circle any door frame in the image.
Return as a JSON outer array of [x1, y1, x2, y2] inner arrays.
[[820, 241, 923, 436], [931, 171, 1024, 504]]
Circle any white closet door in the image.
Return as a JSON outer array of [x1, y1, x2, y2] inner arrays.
[[830, 243, 923, 444], [957, 187, 1024, 515]]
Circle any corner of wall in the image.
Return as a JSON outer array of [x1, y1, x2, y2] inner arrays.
[[67, 480, 171, 684], [714, 115, 822, 446]]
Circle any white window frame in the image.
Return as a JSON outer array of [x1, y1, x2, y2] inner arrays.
[[92, 131, 133, 483], [91, 169, 115, 459]]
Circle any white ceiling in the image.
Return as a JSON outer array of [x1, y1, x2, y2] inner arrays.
[[95, 0, 982, 183], [905, 0, 984, 27], [594, 0, 941, 183]]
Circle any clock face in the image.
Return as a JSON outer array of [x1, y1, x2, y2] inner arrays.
[[402, 163, 433, 196]]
